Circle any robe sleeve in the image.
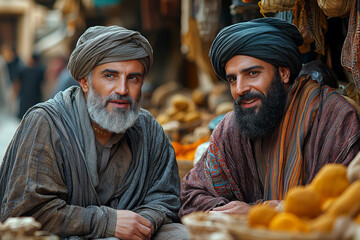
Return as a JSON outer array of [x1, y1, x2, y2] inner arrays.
[[178, 136, 234, 218], [305, 91, 360, 183], [132, 114, 182, 232], [0, 110, 116, 239]]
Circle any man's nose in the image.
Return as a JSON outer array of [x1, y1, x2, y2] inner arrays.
[[235, 77, 250, 96], [115, 77, 128, 95]]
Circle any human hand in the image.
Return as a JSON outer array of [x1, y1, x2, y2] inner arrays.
[[210, 201, 251, 215], [262, 200, 284, 211], [114, 210, 154, 240]]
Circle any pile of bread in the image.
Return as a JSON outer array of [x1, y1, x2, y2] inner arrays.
[[0, 217, 58, 240], [156, 94, 202, 125]]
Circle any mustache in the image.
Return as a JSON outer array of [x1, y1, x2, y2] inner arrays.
[[106, 94, 135, 106], [235, 91, 265, 105]]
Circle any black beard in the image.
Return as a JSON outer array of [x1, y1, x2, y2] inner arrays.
[[233, 70, 287, 139]]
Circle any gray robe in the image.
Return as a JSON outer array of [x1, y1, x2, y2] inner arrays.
[[0, 87, 181, 239]]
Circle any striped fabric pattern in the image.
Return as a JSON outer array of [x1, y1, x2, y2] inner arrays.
[[264, 77, 321, 199], [179, 76, 360, 217]]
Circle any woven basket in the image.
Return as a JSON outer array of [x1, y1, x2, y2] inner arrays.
[[182, 212, 338, 240], [317, 0, 352, 17], [259, 0, 296, 14]]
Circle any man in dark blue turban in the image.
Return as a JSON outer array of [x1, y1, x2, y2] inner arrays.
[[210, 17, 303, 84], [179, 18, 360, 217]]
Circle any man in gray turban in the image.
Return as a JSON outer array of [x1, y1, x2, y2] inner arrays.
[[0, 25, 189, 240], [179, 18, 360, 217]]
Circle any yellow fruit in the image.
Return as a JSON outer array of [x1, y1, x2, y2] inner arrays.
[[355, 213, 360, 224], [321, 197, 337, 212], [284, 186, 322, 219], [309, 164, 349, 203], [248, 204, 278, 228], [308, 214, 336, 233], [327, 180, 360, 217], [269, 213, 309, 233]]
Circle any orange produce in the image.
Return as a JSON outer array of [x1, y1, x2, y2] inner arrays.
[[248, 204, 278, 228], [309, 164, 349, 203], [308, 214, 336, 233], [327, 180, 360, 217], [269, 213, 309, 233], [284, 186, 322, 219], [172, 137, 208, 161]]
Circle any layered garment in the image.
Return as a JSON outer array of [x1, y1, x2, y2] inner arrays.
[[0, 87, 180, 239], [179, 77, 360, 217]]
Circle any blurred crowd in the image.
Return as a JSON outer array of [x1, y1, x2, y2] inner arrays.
[[0, 44, 79, 160], [0, 43, 78, 120]]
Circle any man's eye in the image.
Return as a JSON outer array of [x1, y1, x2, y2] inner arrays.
[[128, 75, 142, 83], [105, 73, 115, 78], [227, 77, 236, 84], [249, 71, 259, 77]]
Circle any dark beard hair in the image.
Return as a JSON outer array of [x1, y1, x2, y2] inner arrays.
[[233, 69, 287, 139]]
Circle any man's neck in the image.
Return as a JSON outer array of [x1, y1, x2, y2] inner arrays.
[[91, 121, 113, 145]]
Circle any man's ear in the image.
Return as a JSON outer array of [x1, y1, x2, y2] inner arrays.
[[279, 67, 290, 84], [79, 77, 89, 93]]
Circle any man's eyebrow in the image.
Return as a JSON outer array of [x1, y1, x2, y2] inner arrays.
[[225, 73, 235, 80], [225, 66, 264, 79], [129, 72, 144, 78], [100, 69, 119, 74], [240, 65, 264, 73]]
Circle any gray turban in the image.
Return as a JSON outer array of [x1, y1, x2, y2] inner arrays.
[[209, 17, 303, 83], [68, 25, 153, 80]]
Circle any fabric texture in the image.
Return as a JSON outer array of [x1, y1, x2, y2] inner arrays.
[[341, 0, 360, 92], [67, 25, 153, 80], [209, 17, 303, 82], [17, 61, 46, 119], [179, 77, 360, 217], [293, 0, 327, 56], [0, 87, 181, 239]]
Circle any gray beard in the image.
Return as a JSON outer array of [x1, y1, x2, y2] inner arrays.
[[86, 86, 141, 134]]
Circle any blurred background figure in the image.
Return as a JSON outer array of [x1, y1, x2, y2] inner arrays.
[[0, 53, 10, 110], [12, 53, 45, 119], [51, 57, 79, 97], [42, 55, 67, 100], [1, 43, 25, 84], [1, 43, 25, 115], [0, 51, 19, 163]]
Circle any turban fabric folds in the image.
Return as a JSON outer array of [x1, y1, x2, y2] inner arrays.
[[209, 17, 303, 82], [68, 25, 153, 80]]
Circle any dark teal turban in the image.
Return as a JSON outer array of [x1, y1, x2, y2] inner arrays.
[[209, 17, 303, 82], [68, 25, 153, 81]]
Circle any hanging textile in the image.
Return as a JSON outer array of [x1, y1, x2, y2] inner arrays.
[[341, 0, 360, 92], [293, 0, 327, 55]]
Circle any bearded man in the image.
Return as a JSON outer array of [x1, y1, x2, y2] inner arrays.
[[0, 26, 189, 240], [179, 17, 360, 217]]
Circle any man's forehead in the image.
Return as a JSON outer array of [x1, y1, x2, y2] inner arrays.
[[225, 55, 273, 71], [95, 60, 144, 73]]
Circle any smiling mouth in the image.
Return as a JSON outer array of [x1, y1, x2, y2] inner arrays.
[[241, 98, 260, 108]]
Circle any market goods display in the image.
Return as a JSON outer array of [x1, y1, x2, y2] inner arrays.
[[156, 94, 201, 125], [0, 217, 58, 240], [182, 163, 360, 240]]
